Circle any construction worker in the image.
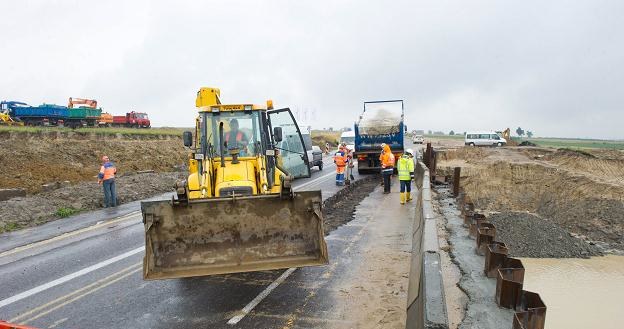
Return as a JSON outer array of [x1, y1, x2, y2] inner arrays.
[[379, 143, 387, 186], [98, 155, 117, 207], [334, 145, 347, 186], [397, 149, 415, 204], [342, 142, 354, 183], [225, 118, 249, 155], [380, 144, 395, 193]]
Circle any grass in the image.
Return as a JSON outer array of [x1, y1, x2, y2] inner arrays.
[[0, 222, 22, 233], [422, 133, 624, 150], [311, 130, 341, 147], [526, 138, 624, 150], [0, 125, 187, 136], [55, 206, 80, 218]]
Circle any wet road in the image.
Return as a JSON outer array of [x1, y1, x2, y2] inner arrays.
[[0, 156, 365, 328], [0, 141, 424, 328]]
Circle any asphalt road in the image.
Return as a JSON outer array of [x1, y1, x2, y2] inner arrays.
[[0, 141, 424, 329], [0, 155, 366, 329]]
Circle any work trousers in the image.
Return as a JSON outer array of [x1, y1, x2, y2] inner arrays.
[[103, 178, 117, 207], [400, 180, 412, 193], [382, 168, 393, 193]]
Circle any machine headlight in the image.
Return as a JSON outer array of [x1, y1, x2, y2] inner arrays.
[[211, 106, 220, 113], [244, 105, 253, 112]]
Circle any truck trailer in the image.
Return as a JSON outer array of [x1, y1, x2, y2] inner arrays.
[[353, 100, 405, 174]]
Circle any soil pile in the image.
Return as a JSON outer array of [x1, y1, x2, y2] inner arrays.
[[0, 131, 186, 193], [0, 172, 184, 232], [488, 212, 601, 258], [323, 176, 378, 234]]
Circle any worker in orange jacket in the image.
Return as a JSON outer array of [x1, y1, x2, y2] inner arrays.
[[98, 155, 117, 207], [334, 145, 347, 186], [380, 144, 395, 193]]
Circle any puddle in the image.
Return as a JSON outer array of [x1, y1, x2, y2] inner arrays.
[[520, 255, 624, 329]]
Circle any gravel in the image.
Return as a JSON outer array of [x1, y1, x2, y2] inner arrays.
[[488, 211, 602, 258], [0, 172, 184, 232]]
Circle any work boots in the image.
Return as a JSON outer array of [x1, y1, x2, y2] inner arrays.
[[400, 192, 406, 205], [407, 192, 412, 202]]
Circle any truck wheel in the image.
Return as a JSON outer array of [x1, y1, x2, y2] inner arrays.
[[469, 142, 475, 147], [497, 142, 504, 147], [318, 162, 323, 171]]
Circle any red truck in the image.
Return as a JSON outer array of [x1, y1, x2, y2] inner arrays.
[[112, 111, 151, 128]]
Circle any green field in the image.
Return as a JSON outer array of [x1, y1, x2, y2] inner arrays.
[[421, 133, 624, 150], [0, 125, 186, 136], [525, 137, 624, 150]]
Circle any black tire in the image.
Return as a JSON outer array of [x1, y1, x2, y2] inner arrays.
[[318, 161, 323, 170]]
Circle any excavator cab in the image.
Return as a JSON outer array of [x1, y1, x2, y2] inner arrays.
[[141, 88, 327, 280]]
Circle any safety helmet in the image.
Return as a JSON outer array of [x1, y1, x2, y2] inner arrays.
[[405, 148, 414, 156], [381, 143, 387, 149]]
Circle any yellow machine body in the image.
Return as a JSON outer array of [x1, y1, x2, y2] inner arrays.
[[142, 87, 327, 280]]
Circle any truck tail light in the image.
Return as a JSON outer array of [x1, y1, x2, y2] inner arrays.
[[358, 155, 367, 161]]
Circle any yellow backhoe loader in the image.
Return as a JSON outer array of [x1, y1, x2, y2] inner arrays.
[[141, 87, 328, 280]]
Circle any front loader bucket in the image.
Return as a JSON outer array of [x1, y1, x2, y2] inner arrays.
[[141, 191, 328, 280]]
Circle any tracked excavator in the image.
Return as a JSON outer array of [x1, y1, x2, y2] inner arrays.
[[141, 87, 328, 280]]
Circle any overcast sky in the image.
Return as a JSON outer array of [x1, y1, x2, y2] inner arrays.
[[2, 0, 623, 139]]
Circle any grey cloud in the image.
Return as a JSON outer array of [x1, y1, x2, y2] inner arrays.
[[2, 0, 622, 139]]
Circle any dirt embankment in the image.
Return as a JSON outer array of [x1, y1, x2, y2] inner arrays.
[[0, 130, 187, 193], [437, 146, 624, 254], [0, 131, 188, 232]]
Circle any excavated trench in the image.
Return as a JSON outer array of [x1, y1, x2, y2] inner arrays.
[[322, 175, 379, 235], [437, 148, 624, 256]]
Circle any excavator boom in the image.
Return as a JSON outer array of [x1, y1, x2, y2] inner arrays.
[[68, 97, 97, 109]]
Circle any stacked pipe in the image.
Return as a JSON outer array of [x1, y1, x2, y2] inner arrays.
[[455, 176, 547, 329]]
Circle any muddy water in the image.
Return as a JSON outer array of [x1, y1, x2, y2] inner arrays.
[[520, 255, 624, 329]]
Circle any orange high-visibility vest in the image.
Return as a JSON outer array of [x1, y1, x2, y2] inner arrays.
[[381, 152, 395, 168], [225, 131, 244, 142], [99, 162, 116, 181]]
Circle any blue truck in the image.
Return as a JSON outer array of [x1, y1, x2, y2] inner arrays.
[[353, 100, 405, 174], [2, 101, 102, 128]]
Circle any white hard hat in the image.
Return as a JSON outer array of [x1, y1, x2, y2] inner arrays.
[[405, 149, 414, 156], [381, 143, 387, 148]]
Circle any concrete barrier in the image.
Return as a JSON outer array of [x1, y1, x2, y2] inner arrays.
[[406, 161, 449, 329]]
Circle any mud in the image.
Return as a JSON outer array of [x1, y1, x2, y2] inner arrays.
[[488, 212, 601, 258], [322, 176, 379, 235], [437, 146, 624, 254], [435, 187, 513, 329], [0, 171, 184, 232]]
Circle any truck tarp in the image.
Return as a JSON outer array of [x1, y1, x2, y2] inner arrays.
[[357, 101, 403, 136]]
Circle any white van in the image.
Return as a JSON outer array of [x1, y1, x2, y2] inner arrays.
[[465, 131, 507, 147], [340, 130, 355, 151]]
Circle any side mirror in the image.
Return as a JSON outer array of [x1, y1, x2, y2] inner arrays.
[[183, 131, 193, 147], [273, 127, 283, 142], [404, 125, 408, 132]]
